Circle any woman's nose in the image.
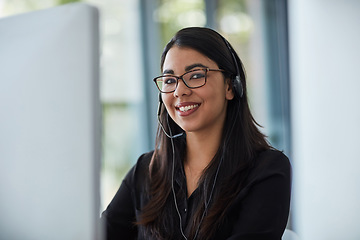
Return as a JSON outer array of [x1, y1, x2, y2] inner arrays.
[[174, 79, 191, 97]]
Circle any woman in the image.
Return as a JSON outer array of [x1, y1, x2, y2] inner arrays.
[[101, 27, 291, 240]]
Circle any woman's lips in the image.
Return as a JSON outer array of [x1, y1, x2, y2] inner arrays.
[[179, 104, 199, 112], [175, 103, 200, 116]]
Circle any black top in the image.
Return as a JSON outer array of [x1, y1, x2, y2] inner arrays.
[[101, 149, 291, 240]]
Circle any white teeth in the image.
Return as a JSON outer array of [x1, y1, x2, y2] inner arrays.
[[179, 104, 198, 112]]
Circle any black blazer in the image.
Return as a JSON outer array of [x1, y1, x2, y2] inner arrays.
[[101, 149, 291, 240]]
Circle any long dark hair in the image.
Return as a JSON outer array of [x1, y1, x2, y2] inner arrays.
[[138, 27, 270, 239]]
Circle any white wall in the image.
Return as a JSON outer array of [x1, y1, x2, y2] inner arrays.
[[289, 0, 360, 239]]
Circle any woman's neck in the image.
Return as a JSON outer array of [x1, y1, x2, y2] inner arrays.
[[185, 132, 220, 170], [183, 128, 222, 197]]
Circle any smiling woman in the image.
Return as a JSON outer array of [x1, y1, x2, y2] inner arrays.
[[161, 47, 233, 139], [101, 27, 291, 240]]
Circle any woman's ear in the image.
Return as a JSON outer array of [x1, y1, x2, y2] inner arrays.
[[225, 78, 235, 100]]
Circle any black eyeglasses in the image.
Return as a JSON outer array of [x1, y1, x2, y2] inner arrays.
[[153, 68, 225, 93]]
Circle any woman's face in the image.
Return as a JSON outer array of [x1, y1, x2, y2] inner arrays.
[[161, 46, 234, 136]]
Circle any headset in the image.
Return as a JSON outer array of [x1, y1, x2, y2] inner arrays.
[[221, 36, 244, 99], [157, 93, 185, 139], [157, 35, 243, 139]]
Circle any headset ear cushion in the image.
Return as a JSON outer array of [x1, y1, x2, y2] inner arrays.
[[233, 75, 243, 98]]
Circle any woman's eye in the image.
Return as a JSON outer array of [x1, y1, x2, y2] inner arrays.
[[189, 73, 205, 79], [164, 77, 176, 84]]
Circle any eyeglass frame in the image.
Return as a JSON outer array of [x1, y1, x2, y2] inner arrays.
[[153, 68, 226, 93]]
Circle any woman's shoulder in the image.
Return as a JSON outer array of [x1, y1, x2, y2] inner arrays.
[[123, 150, 154, 186], [250, 149, 291, 181], [257, 149, 290, 165], [134, 150, 154, 172]]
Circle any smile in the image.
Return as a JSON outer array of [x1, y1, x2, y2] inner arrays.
[[178, 104, 199, 112]]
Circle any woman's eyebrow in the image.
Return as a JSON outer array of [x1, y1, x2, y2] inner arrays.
[[162, 69, 174, 75], [162, 63, 209, 75], [185, 63, 208, 71]]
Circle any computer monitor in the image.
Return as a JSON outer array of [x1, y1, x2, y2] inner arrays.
[[0, 3, 102, 239]]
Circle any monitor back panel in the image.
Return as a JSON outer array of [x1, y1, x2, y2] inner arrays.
[[0, 3, 101, 239]]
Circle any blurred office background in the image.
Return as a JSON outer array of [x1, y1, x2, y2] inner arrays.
[[1, 0, 359, 239], [1, 0, 291, 211]]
